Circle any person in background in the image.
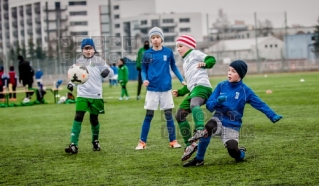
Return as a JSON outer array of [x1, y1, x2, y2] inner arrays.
[[110, 63, 118, 87], [35, 68, 43, 87], [8, 66, 18, 100], [18, 55, 34, 102], [135, 40, 150, 100], [117, 58, 129, 100]]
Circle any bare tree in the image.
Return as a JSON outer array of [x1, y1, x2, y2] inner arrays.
[[213, 9, 231, 38], [258, 19, 274, 37]]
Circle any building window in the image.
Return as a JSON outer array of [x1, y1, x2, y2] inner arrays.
[[141, 20, 147, 25], [70, 31, 88, 36], [114, 5, 119, 10], [265, 45, 267, 48], [275, 44, 277, 48], [70, 21, 88, 26], [163, 27, 174, 33], [270, 45, 273, 48], [163, 19, 173, 23], [115, 24, 120, 28], [69, 1, 86, 6], [179, 18, 190, 23], [114, 14, 120, 19], [140, 28, 148, 34], [247, 33, 250, 38], [180, 28, 190, 32], [165, 36, 175, 42], [115, 33, 120, 37], [70, 11, 87, 16]]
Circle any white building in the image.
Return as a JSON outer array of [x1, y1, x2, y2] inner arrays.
[[205, 36, 284, 62]]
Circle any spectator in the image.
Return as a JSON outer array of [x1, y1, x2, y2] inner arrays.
[[18, 55, 34, 101]]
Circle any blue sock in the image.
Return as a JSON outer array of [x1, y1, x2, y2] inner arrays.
[[196, 137, 212, 161], [165, 113, 176, 142], [140, 115, 153, 143]]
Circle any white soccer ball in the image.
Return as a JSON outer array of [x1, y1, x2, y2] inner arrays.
[[59, 96, 66, 103], [68, 64, 89, 85]]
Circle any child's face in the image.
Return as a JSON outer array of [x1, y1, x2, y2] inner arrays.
[[176, 44, 190, 57], [118, 60, 123, 66], [151, 35, 162, 47], [82, 45, 94, 58], [228, 66, 241, 82]]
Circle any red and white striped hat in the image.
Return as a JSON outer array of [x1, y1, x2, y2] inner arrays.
[[176, 35, 196, 49]]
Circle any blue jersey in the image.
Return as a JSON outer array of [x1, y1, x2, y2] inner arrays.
[[206, 80, 278, 131], [141, 47, 184, 92], [111, 66, 118, 75], [35, 70, 43, 79]]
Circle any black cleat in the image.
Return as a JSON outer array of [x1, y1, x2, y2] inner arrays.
[[65, 143, 78, 154], [92, 140, 101, 151], [183, 157, 204, 167]]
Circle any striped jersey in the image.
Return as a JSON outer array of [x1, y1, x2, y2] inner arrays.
[[74, 55, 113, 99], [183, 50, 212, 92]]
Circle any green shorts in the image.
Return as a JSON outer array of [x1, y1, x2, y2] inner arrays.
[[179, 85, 212, 110], [76, 97, 105, 115]]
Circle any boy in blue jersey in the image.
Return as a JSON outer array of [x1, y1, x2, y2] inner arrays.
[[183, 60, 283, 166], [135, 27, 186, 150]]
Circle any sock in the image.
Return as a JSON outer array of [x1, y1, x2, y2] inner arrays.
[[124, 89, 129, 97], [191, 106, 204, 130], [91, 123, 100, 142], [70, 121, 82, 146], [196, 136, 211, 161], [140, 115, 153, 143], [121, 88, 125, 97], [178, 121, 192, 146], [165, 112, 176, 142]]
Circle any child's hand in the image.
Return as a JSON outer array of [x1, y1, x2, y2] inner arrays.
[[143, 80, 149, 87], [197, 62, 206, 68], [172, 90, 178, 97]]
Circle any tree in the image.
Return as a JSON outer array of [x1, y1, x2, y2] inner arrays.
[[258, 19, 274, 37], [21, 43, 27, 58], [35, 45, 46, 60], [28, 40, 36, 63], [212, 9, 231, 34], [313, 17, 319, 59]]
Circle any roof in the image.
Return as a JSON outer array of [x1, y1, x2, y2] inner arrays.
[[214, 36, 272, 51]]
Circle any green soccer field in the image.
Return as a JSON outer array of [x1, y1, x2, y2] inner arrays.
[[1, 71, 319, 185]]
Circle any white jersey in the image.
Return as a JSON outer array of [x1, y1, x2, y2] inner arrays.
[[74, 55, 113, 99], [183, 50, 212, 92]]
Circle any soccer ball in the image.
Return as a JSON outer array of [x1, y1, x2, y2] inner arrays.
[[67, 64, 89, 85], [59, 96, 66, 103]]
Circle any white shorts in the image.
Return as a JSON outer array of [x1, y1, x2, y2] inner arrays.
[[144, 90, 174, 110], [211, 117, 239, 145]]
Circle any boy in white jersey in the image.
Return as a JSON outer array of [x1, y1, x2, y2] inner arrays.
[[65, 38, 113, 154], [172, 35, 216, 161]]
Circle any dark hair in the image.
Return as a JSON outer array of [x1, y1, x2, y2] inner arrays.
[[120, 58, 125, 64], [9, 66, 14, 71], [18, 55, 24, 61]]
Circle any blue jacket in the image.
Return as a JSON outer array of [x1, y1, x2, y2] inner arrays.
[[206, 80, 278, 131], [111, 66, 118, 75], [35, 70, 43, 79], [141, 47, 184, 92]]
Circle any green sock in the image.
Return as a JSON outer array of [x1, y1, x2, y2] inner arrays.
[[178, 121, 192, 146], [121, 88, 125, 97], [124, 89, 129, 97], [91, 123, 100, 142], [70, 121, 82, 146], [192, 106, 204, 130]]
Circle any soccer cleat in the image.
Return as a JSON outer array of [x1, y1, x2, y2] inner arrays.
[[169, 140, 182, 148], [181, 142, 198, 161], [92, 140, 101, 151], [119, 97, 123, 101], [236, 146, 246, 162], [188, 129, 208, 143], [183, 157, 204, 167], [65, 143, 78, 154], [135, 140, 146, 150], [136, 96, 141, 100], [125, 97, 130, 100]]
